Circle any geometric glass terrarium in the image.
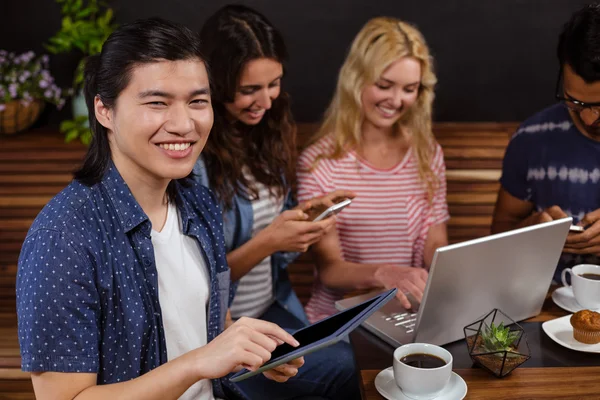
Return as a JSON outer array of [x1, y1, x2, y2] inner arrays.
[[463, 308, 531, 378]]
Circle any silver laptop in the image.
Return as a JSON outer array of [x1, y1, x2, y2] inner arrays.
[[335, 217, 572, 347]]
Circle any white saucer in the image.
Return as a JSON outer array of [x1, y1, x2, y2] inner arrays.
[[551, 286, 591, 313], [374, 367, 467, 400], [542, 314, 600, 353]]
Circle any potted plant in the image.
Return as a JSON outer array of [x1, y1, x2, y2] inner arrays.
[[0, 50, 66, 135], [464, 308, 531, 378], [46, 0, 117, 144]]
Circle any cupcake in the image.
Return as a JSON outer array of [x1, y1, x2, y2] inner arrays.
[[570, 310, 600, 344]]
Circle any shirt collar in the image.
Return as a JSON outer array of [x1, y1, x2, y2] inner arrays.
[[173, 181, 195, 235], [100, 162, 149, 234], [101, 162, 197, 235]]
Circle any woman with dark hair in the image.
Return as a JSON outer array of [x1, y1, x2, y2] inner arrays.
[[194, 5, 360, 400], [16, 17, 305, 400]]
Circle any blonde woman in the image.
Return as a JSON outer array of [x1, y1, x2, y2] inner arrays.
[[297, 17, 449, 323]]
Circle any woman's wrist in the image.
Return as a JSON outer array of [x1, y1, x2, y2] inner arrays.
[[256, 225, 279, 254], [371, 264, 392, 288]]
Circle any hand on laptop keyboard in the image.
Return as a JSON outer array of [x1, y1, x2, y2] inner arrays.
[[373, 264, 428, 309], [402, 291, 420, 314], [380, 292, 419, 333]]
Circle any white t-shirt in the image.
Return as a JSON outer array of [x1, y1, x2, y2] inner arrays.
[[152, 202, 214, 400]]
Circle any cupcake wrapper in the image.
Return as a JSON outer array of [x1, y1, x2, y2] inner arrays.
[[573, 328, 600, 344]]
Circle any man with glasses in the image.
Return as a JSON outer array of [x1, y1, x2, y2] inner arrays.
[[492, 3, 600, 282]]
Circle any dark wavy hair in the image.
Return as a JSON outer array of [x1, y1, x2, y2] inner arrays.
[[199, 4, 296, 208], [74, 17, 206, 199], [558, 2, 600, 83]]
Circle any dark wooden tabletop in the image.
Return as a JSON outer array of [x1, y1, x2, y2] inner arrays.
[[353, 287, 600, 399]]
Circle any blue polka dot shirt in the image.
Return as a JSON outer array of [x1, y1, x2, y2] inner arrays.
[[16, 163, 235, 397]]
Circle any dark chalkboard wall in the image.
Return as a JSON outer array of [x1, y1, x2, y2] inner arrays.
[[0, 0, 590, 124]]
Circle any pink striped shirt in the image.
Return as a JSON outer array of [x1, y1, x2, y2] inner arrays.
[[297, 136, 450, 323]]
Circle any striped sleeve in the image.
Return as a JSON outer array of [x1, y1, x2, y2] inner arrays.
[[411, 144, 450, 268], [297, 142, 330, 203], [430, 144, 450, 226]]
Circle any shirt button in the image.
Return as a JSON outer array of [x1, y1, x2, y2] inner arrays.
[[143, 258, 151, 266]]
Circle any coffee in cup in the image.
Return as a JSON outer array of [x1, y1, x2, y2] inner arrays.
[[393, 343, 452, 400], [579, 273, 600, 281], [561, 264, 600, 309], [399, 353, 446, 369]]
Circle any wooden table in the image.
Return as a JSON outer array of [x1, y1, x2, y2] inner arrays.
[[353, 288, 600, 399]]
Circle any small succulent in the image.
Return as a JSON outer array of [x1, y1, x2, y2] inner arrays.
[[479, 322, 521, 355]]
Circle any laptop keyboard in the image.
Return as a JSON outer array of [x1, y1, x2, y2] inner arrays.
[[383, 312, 418, 334]]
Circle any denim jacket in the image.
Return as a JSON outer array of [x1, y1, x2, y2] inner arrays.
[[193, 158, 309, 325]]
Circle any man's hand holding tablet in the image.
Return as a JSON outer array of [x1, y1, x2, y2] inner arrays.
[[193, 317, 303, 382], [230, 288, 397, 382]]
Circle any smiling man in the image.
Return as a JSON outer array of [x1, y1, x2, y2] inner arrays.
[[492, 3, 600, 282], [16, 18, 306, 400]]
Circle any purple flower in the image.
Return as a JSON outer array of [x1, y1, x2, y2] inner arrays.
[[41, 70, 51, 80], [0, 104, 5, 112], [18, 70, 31, 83], [44, 89, 53, 98], [39, 79, 49, 89], [23, 91, 32, 101], [8, 83, 17, 98]]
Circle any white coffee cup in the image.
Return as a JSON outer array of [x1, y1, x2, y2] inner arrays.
[[393, 343, 453, 400], [561, 264, 600, 309]]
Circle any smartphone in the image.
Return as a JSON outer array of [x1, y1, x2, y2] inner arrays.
[[308, 198, 352, 222], [570, 225, 585, 233]]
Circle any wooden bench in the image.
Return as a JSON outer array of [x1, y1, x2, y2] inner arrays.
[[0, 122, 518, 398]]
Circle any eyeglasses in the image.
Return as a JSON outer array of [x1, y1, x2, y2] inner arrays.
[[555, 67, 600, 123]]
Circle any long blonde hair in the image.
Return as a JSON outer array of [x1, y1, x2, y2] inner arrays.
[[311, 17, 439, 200]]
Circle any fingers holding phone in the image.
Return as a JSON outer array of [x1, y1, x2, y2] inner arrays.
[[565, 209, 600, 255], [532, 205, 568, 225], [306, 199, 352, 222], [299, 190, 356, 211], [262, 210, 336, 253]]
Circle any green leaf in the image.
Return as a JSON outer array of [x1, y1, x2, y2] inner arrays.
[[75, 8, 92, 18], [74, 115, 88, 124], [81, 130, 92, 145], [60, 120, 76, 131], [65, 128, 80, 143], [62, 16, 73, 29], [102, 8, 113, 25]]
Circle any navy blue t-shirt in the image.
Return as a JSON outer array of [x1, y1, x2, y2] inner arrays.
[[500, 103, 600, 281]]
